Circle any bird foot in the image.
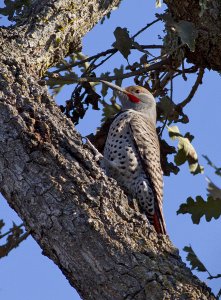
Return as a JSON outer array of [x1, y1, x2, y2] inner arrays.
[[82, 137, 103, 162]]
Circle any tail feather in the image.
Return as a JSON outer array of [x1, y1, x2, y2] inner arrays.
[[153, 211, 167, 235]]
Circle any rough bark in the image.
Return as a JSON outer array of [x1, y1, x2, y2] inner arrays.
[[0, 1, 217, 299], [164, 0, 221, 71]]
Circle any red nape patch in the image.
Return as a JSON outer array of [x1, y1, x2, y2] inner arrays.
[[127, 93, 140, 103]]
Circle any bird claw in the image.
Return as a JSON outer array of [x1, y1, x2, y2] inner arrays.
[[82, 137, 103, 162]]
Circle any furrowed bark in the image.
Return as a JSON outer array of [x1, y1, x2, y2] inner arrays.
[[0, 1, 217, 299], [164, 0, 221, 71]]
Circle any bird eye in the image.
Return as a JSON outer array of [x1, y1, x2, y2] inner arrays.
[[135, 89, 140, 94]]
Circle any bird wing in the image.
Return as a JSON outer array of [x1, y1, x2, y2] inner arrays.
[[129, 113, 166, 234]]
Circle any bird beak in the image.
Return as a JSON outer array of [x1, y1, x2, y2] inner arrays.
[[100, 80, 127, 95], [100, 80, 141, 104]]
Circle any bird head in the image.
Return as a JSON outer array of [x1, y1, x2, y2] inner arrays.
[[100, 80, 156, 123]]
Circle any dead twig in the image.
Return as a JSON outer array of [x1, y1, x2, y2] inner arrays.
[[178, 68, 205, 108]]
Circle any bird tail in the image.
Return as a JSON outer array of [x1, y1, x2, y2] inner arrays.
[[153, 207, 167, 235]]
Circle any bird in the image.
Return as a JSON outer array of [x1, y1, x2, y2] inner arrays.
[[100, 80, 166, 235]]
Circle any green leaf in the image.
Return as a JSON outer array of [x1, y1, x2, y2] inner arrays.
[[82, 82, 100, 111], [158, 96, 176, 117], [168, 126, 203, 174], [177, 196, 221, 224], [184, 132, 194, 143], [112, 27, 132, 59], [140, 54, 148, 65], [183, 245, 221, 281], [101, 103, 121, 124], [183, 245, 207, 272], [100, 72, 111, 98], [168, 125, 182, 139], [206, 178, 221, 200], [46, 72, 79, 95], [173, 21, 198, 52], [0, 0, 15, 19], [159, 138, 179, 176], [174, 148, 187, 166], [113, 65, 124, 88], [155, 0, 161, 8]]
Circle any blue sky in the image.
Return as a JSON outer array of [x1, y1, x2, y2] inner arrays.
[[0, 0, 221, 299]]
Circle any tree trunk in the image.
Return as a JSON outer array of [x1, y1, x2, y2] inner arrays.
[[0, 1, 217, 299], [164, 0, 221, 71]]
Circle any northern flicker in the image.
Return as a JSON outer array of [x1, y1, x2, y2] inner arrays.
[[100, 80, 166, 234]]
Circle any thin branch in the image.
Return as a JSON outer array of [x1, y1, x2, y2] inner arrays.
[[47, 58, 170, 85], [45, 19, 166, 93], [178, 68, 205, 108], [70, 55, 100, 97], [80, 58, 170, 83], [181, 59, 187, 81], [159, 117, 168, 137], [46, 45, 163, 75], [170, 65, 198, 75], [207, 273, 221, 280], [0, 231, 30, 259], [170, 75, 173, 102], [202, 155, 221, 177], [0, 223, 24, 239], [169, 66, 198, 82], [132, 19, 161, 39], [216, 288, 221, 300], [159, 75, 173, 137], [65, 19, 162, 88], [90, 52, 116, 73], [154, 70, 175, 97]]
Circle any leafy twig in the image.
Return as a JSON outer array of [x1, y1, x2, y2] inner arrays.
[[183, 245, 221, 280], [45, 45, 163, 76], [0, 223, 24, 239], [46, 19, 162, 81], [203, 155, 221, 177], [48, 58, 170, 85], [81, 58, 170, 82], [0, 231, 30, 259]]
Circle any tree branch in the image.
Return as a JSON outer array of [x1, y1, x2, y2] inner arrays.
[[132, 18, 161, 39], [0, 0, 123, 76], [164, 0, 221, 71], [46, 45, 163, 75], [0, 61, 215, 298], [81, 58, 170, 83], [178, 68, 205, 108], [0, 1, 217, 299]]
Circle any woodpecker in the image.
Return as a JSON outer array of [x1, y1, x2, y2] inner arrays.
[[100, 80, 166, 235]]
